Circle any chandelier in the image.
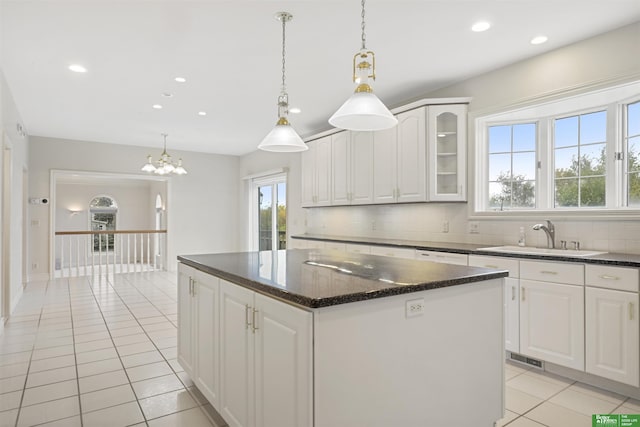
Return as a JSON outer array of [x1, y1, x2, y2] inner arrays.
[[141, 133, 187, 175]]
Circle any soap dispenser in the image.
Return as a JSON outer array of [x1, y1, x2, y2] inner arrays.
[[518, 227, 526, 247]]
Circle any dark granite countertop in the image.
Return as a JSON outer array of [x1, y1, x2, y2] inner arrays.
[[178, 250, 508, 309], [292, 234, 640, 267]]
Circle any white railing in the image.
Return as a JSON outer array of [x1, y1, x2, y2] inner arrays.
[[54, 229, 167, 278]]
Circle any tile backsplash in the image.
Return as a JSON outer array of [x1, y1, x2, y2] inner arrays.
[[304, 204, 640, 255]]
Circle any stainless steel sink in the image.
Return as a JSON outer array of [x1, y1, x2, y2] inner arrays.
[[478, 245, 608, 258]]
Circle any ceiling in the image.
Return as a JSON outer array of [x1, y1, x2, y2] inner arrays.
[[2, 1, 639, 156]]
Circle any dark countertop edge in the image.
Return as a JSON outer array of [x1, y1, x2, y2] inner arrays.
[[178, 256, 508, 309], [291, 235, 640, 267]]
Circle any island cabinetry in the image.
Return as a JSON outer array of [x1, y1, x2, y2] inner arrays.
[[469, 255, 520, 353], [373, 108, 427, 203], [301, 136, 332, 207], [219, 279, 312, 427], [427, 104, 467, 201], [415, 249, 468, 265], [331, 130, 374, 205], [519, 260, 585, 370], [585, 265, 639, 386], [177, 265, 221, 406]]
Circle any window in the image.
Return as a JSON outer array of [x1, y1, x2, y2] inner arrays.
[[251, 173, 287, 251], [488, 123, 537, 210], [625, 101, 640, 207], [476, 81, 640, 214], [554, 110, 607, 207], [89, 196, 117, 251]]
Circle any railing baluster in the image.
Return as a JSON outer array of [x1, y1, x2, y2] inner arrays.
[[76, 235, 80, 277], [146, 233, 150, 272], [127, 234, 131, 274], [120, 234, 124, 274], [134, 234, 138, 273], [84, 234, 88, 277]]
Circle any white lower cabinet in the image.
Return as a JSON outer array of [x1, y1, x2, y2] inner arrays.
[[178, 265, 221, 407], [415, 250, 468, 265], [519, 279, 585, 370], [219, 279, 312, 427], [504, 278, 520, 354], [586, 286, 639, 386]]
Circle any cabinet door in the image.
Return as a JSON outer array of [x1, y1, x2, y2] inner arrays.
[[177, 264, 195, 378], [520, 280, 584, 370], [504, 278, 520, 353], [586, 287, 639, 386], [372, 126, 397, 203], [331, 131, 351, 205], [428, 104, 467, 201], [300, 142, 316, 207], [254, 293, 312, 427], [396, 108, 426, 203], [194, 272, 220, 406], [350, 131, 374, 205], [220, 280, 255, 427], [315, 136, 332, 206]]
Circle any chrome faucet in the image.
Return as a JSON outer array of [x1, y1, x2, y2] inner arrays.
[[532, 220, 556, 249]]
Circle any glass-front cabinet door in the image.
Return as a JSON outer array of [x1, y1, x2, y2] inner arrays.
[[427, 104, 467, 201]]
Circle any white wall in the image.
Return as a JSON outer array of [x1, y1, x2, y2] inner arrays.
[[56, 182, 153, 232], [243, 23, 640, 255], [29, 136, 239, 274], [0, 69, 29, 316]]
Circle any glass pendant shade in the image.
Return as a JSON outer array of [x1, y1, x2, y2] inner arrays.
[[141, 155, 157, 172], [174, 159, 188, 175], [329, 91, 397, 131], [258, 118, 308, 152]]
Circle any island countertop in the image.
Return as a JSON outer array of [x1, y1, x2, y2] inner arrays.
[[177, 249, 508, 308]]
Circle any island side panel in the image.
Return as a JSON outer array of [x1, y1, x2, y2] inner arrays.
[[313, 278, 504, 427]]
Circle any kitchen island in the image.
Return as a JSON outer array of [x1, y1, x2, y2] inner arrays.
[[177, 249, 508, 427]]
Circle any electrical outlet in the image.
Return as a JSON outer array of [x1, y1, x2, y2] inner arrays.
[[31, 263, 38, 270], [468, 221, 480, 234], [406, 298, 425, 318], [442, 220, 449, 233]]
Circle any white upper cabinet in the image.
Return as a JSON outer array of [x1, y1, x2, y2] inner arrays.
[[427, 104, 467, 201], [373, 108, 427, 204], [331, 131, 374, 205], [301, 136, 332, 207]]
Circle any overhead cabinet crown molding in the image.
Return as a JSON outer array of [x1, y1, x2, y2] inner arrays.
[[301, 100, 468, 207]]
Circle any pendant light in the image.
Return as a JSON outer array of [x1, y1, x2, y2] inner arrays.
[[328, 0, 397, 131], [141, 133, 188, 175], [258, 12, 308, 152]]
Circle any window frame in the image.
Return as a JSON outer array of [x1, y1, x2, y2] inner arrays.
[[474, 80, 640, 218], [250, 172, 287, 252]]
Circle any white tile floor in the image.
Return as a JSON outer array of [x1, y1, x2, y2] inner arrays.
[[2, 271, 639, 427], [0, 272, 225, 427]]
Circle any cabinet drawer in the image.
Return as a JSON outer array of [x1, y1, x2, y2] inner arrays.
[[345, 244, 371, 254], [586, 265, 639, 292], [370, 245, 415, 259], [468, 255, 519, 278], [415, 250, 468, 266], [324, 241, 347, 251], [520, 260, 584, 285]]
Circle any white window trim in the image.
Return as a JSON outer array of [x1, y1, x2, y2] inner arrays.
[[248, 170, 288, 251], [474, 80, 640, 219]]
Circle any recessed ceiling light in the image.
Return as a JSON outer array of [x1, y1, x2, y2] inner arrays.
[[289, 107, 301, 114], [152, 104, 163, 110], [175, 77, 187, 83], [68, 64, 87, 73], [198, 111, 207, 116], [161, 92, 173, 98], [530, 35, 548, 45], [471, 21, 491, 32]]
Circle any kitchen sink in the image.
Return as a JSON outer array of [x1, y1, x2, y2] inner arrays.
[[478, 245, 608, 258]]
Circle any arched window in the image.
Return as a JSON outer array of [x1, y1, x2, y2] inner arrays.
[[89, 196, 117, 251]]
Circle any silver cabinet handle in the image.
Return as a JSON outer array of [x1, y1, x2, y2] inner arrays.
[[630, 302, 635, 321], [599, 275, 620, 280], [189, 277, 193, 296], [252, 308, 259, 334], [521, 287, 525, 301], [540, 270, 558, 275], [192, 280, 196, 296], [485, 264, 499, 269], [245, 304, 252, 330], [511, 286, 516, 301]]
